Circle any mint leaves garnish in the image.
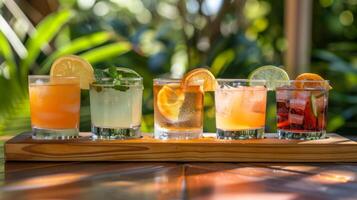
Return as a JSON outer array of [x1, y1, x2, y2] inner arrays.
[[108, 66, 118, 79], [113, 78, 129, 91], [93, 67, 141, 92], [94, 68, 106, 81]]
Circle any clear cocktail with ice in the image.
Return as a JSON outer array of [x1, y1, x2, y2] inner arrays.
[[153, 79, 204, 139], [153, 68, 215, 140], [276, 80, 329, 140], [215, 79, 267, 139]]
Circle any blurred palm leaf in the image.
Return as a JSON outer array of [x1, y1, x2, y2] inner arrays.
[[20, 9, 73, 79], [0, 32, 16, 75], [80, 42, 131, 64], [0, 99, 30, 135], [1, 9, 74, 135], [0, 32, 22, 123], [39, 31, 115, 74], [210, 49, 235, 76]]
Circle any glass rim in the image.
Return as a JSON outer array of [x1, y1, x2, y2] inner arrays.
[[96, 77, 143, 81], [28, 75, 80, 79], [216, 79, 267, 83], [153, 78, 204, 85], [273, 80, 330, 83], [90, 82, 143, 87], [91, 78, 143, 86], [153, 78, 181, 83], [91, 77, 143, 87]]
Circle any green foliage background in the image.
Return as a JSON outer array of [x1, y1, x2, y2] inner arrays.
[[0, 0, 356, 135]]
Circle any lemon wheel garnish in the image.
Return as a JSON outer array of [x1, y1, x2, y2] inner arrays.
[[50, 55, 94, 89]]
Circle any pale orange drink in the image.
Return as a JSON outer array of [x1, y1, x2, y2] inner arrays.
[[29, 55, 94, 139], [29, 76, 80, 139], [215, 79, 267, 139]]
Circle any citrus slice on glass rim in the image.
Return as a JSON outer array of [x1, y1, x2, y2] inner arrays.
[[295, 73, 331, 118], [248, 65, 290, 91], [157, 68, 214, 121], [295, 73, 332, 89], [181, 68, 216, 91], [50, 55, 94, 89]]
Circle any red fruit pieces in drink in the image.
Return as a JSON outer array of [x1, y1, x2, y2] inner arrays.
[[277, 120, 290, 128], [277, 102, 289, 115]]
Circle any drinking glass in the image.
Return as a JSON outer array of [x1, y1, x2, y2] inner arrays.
[[89, 77, 143, 139], [215, 79, 267, 139], [276, 80, 329, 140], [28, 75, 80, 139], [153, 79, 204, 139]]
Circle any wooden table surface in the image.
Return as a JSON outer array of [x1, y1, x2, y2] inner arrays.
[[1, 136, 357, 200]]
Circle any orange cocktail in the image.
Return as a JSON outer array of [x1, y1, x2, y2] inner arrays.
[[29, 76, 80, 139], [215, 79, 267, 139]]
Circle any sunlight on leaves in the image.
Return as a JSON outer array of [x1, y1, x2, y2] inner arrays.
[[39, 31, 114, 74], [211, 49, 235, 76], [80, 42, 132, 65]]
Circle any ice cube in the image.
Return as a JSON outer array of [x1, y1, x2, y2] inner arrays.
[[289, 113, 304, 125], [296, 91, 310, 100], [289, 99, 307, 110], [240, 86, 266, 113], [178, 93, 198, 123], [215, 90, 234, 117], [276, 90, 289, 102]]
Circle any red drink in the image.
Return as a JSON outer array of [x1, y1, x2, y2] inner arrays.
[[276, 81, 329, 140]]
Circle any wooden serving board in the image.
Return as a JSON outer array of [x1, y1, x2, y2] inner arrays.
[[4, 132, 357, 162]]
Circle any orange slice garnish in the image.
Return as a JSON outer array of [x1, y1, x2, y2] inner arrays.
[[181, 68, 216, 91], [157, 84, 185, 121], [295, 73, 332, 89]]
